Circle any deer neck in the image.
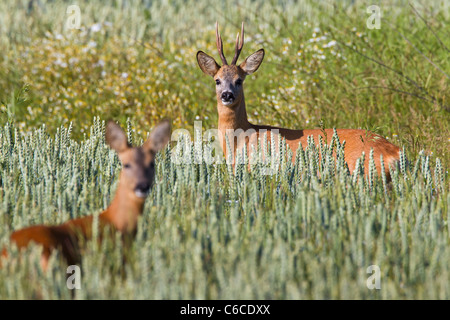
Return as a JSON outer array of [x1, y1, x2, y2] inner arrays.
[[217, 95, 254, 158], [101, 181, 146, 233], [217, 96, 252, 132]]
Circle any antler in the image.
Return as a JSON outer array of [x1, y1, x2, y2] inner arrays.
[[216, 22, 228, 66], [231, 22, 244, 65]]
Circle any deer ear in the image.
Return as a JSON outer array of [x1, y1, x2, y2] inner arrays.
[[197, 51, 220, 77], [239, 49, 264, 75], [144, 120, 171, 153], [106, 121, 129, 153]]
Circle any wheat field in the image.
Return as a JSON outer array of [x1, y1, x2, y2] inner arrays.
[[0, 0, 448, 299]]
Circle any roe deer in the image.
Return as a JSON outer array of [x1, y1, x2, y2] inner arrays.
[[1, 120, 171, 270], [196, 22, 400, 175]]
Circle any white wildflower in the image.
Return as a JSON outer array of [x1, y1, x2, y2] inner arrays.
[[90, 23, 102, 33]]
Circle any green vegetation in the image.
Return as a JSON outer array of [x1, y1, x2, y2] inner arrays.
[[0, 0, 448, 299], [0, 0, 448, 163], [0, 119, 448, 299]]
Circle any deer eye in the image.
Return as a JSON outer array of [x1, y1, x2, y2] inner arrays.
[[124, 163, 131, 169], [150, 162, 155, 169], [215, 79, 221, 86], [235, 79, 243, 86]]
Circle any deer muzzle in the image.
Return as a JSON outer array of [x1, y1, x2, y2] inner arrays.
[[221, 91, 235, 105]]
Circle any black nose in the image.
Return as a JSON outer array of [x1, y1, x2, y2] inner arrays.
[[221, 91, 235, 102], [135, 182, 150, 193]]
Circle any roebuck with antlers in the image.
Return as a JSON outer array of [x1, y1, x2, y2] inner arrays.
[[196, 22, 400, 175]]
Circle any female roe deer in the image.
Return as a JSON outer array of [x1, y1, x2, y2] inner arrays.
[[1, 120, 171, 270], [196, 22, 400, 176]]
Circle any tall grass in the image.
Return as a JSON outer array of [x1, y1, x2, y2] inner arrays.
[[0, 0, 448, 299], [0, 119, 448, 299]]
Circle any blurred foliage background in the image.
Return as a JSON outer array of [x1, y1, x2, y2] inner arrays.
[[0, 0, 448, 162]]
